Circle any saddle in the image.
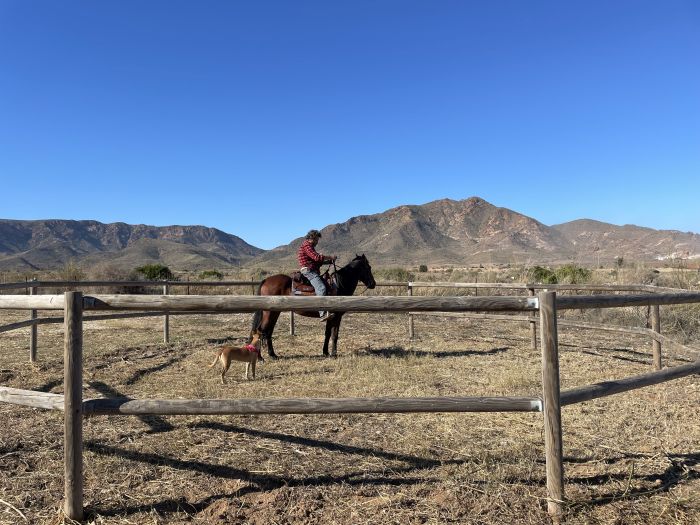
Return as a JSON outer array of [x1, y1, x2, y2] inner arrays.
[[291, 270, 337, 296]]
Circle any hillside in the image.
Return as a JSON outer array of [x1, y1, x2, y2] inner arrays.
[[2, 200, 699, 273], [552, 219, 700, 264], [0, 220, 263, 271], [251, 197, 578, 270]]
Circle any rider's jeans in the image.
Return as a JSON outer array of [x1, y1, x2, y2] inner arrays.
[[301, 269, 326, 317]]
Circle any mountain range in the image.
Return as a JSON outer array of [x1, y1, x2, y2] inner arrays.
[[1, 197, 698, 272]]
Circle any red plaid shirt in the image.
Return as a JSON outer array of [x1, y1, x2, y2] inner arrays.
[[297, 239, 327, 272]]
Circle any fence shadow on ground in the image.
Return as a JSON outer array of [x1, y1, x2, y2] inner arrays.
[[191, 421, 459, 468], [363, 345, 510, 359], [89, 381, 174, 433], [83, 436, 457, 519]]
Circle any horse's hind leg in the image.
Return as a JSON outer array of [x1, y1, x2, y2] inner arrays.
[[322, 317, 342, 357], [260, 311, 281, 358]]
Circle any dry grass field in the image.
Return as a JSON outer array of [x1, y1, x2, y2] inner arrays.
[[1, 302, 699, 524]]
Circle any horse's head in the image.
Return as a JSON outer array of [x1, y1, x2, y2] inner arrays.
[[352, 254, 376, 289]]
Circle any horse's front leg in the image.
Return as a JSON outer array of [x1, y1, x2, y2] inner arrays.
[[329, 314, 343, 357], [261, 311, 280, 359], [322, 320, 332, 356]]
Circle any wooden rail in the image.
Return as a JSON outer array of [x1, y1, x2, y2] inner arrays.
[[560, 360, 700, 405], [6, 292, 700, 312], [83, 395, 542, 416], [0, 294, 540, 312], [0, 387, 65, 410], [556, 292, 700, 310], [409, 311, 531, 322]]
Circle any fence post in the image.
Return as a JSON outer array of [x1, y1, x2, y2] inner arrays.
[[529, 287, 537, 350], [163, 283, 170, 344], [651, 304, 661, 370], [408, 282, 414, 339], [64, 291, 84, 522], [289, 311, 295, 335], [29, 279, 38, 363], [539, 291, 564, 522]]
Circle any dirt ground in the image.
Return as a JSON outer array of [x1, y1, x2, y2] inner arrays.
[[0, 306, 699, 524]]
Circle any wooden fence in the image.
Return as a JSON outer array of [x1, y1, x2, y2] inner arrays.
[[1, 283, 699, 521], [0, 279, 685, 365]]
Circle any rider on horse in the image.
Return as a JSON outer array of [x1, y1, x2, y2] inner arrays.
[[297, 229, 337, 321]]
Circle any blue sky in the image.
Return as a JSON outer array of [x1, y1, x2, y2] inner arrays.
[[1, 1, 698, 249]]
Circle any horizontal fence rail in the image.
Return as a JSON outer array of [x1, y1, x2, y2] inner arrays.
[[4, 292, 700, 312], [557, 292, 700, 310], [0, 387, 543, 415], [83, 395, 543, 416], [560, 360, 700, 406], [0, 387, 65, 411], [0, 294, 540, 312], [409, 311, 532, 322]]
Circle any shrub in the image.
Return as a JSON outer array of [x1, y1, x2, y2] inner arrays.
[[198, 270, 224, 280], [377, 267, 414, 282], [249, 268, 269, 281], [555, 264, 592, 284], [527, 266, 558, 284], [418, 264, 428, 273], [135, 264, 174, 281], [86, 263, 143, 294], [55, 261, 86, 282]]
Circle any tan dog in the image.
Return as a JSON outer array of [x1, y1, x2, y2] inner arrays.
[[209, 332, 264, 384]]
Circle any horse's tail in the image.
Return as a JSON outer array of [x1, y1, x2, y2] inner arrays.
[[248, 279, 265, 342], [250, 309, 263, 342], [250, 309, 262, 332]]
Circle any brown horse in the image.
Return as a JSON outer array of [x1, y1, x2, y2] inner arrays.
[[250, 254, 376, 358]]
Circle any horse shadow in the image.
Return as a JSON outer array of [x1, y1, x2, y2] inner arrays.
[[363, 345, 509, 359]]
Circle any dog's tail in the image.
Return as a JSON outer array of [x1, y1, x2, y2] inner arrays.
[[208, 349, 222, 368]]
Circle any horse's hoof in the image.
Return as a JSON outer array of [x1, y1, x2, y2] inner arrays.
[[268, 353, 278, 360]]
